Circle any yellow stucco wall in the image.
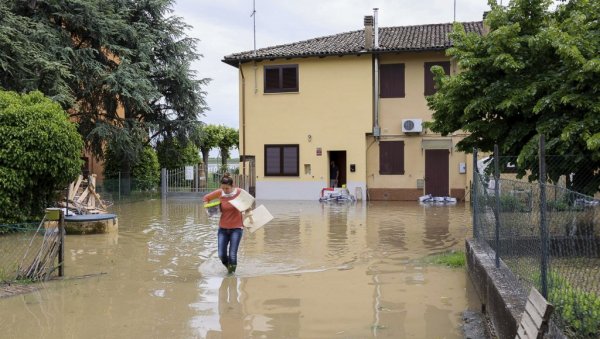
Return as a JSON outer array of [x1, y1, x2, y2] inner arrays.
[[239, 56, 372, 199], [366, 51, 470, 200], [237, 51, 472, 200]]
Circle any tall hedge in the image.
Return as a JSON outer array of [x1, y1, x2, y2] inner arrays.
[[104, 144, 160, 192], [0, 90, 83, 222]]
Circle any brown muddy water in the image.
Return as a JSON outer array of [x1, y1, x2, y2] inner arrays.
[[0, 200, 479, 338]]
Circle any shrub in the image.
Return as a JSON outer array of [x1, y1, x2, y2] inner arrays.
[[0, 90, 83, 222], [104, 145, 160, 192], [132, 146, 160, 191], [486, 194, 529, 212], [547, 272, 600, 337]]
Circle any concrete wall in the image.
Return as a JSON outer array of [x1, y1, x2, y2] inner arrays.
[[466, 239, 566, 339]]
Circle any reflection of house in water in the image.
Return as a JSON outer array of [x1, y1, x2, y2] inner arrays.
[[422, 205, 459, 251], [326, 203, 349, 255], [365, 202, 407, 250]]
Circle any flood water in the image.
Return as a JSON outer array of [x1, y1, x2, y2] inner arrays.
[[0, 200, 479, 338]]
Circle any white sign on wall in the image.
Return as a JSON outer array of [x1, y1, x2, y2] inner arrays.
[[185, 166, 194, 180]]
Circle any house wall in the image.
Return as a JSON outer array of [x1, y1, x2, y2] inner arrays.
[[80, 104, 126, 185], [239, 55, 373, 200], [366, 51, 470, 201]]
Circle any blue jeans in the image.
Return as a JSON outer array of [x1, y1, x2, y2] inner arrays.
[[217, 228, 243, 267]]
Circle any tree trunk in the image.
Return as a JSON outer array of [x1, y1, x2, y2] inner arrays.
[[201, 149, 209, 181], [220, 148, 229, 169]]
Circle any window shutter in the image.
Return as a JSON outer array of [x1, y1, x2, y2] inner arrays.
[[380, 64, 405, 98], [264, 65, 298, 93], [265, 146, 281, 175], [282, 146, 298, 174], [264, 144, 299, 176], [379, 141, 404, 175], [265, 68, 280, 92], [282, 67, 298, 91]]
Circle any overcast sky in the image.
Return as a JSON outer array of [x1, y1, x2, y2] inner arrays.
[[171, 0, 493, 156]]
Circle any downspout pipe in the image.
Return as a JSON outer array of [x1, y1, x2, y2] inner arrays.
[[374, 56, 380, 139], [373, 8, 380, 140], [239, 62, 247, 187]]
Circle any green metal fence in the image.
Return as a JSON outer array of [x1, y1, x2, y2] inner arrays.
[[472, 143, 600, 338]]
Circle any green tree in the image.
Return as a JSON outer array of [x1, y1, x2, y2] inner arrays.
[[156, 138, 201, 170], [217, 126, 239, 169], [0, 2, 73, 106], [197, 124, 222, 175], [0, 90, 83, 222], [132, 146, 160, 191], [0, 0, 209, 174], [426, 0, 600, 195]]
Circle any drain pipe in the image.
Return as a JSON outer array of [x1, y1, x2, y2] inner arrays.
[[239, 62, 247, 188], [373, 8, 380, 140]]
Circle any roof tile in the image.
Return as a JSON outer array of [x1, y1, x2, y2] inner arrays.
[[223, 21, 483, 65]]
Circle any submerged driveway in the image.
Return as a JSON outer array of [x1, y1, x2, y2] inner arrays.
[[0, 200, 478, 338]]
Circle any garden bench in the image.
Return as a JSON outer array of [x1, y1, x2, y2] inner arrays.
[[516, 287, 554, 339]]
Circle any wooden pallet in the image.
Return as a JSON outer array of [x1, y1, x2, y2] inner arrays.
[[63, 174, 107, 214]]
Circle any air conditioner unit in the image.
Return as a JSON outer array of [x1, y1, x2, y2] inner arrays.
[[402, 119, 423, 133]]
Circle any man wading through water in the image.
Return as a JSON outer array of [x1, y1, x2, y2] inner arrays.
[[203, 173, 250, 274]]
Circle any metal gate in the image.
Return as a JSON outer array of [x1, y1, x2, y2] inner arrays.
[[161, 165, 253, 198]]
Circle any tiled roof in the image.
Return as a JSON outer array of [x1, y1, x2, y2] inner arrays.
[[223, 21, 483, 66]]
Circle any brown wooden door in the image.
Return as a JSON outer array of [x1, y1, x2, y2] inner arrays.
[[425, 149, 449, 196]]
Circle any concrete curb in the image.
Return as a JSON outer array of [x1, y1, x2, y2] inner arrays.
[[466, 238, 567, 339]]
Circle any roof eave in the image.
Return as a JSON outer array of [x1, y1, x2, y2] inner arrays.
[[222, 46, 453, 67]]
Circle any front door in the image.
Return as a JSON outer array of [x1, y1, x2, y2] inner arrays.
[[425, 149, 449, 196], [328, 151, 346, 188]]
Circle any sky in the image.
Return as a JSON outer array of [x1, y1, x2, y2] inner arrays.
[[170, 0, 494, 156]]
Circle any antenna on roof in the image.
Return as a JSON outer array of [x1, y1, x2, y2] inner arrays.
[[453, 0, 456, 22], [251, 0, 257, 56]]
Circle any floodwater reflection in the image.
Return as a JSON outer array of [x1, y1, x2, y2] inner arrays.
[[0, 199, 476, 338]]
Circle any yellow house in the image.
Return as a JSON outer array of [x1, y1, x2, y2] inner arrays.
[[223, 15, 483, 201]]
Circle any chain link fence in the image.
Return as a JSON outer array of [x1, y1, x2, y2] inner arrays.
[[98, 171, 160, 202], [472, 144, 600, 338], [0, 222, 45, 282]]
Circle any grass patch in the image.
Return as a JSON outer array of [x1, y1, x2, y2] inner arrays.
[[426, 250, 466, 268]]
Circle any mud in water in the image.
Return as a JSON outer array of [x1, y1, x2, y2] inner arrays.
[[0, 200, 479, 338]]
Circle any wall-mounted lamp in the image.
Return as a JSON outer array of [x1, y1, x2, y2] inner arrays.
[[307, 134, 312, 142]]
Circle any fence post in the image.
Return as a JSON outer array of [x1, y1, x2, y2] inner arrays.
[[539, 135, 549, 298], [494, 144, 501, 268], [195, 165, 199, 193], [118, 171, 121, 200], [161, 168, 167, 198], [473, 148, 479, 239], [58, 209, 65, 277]]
